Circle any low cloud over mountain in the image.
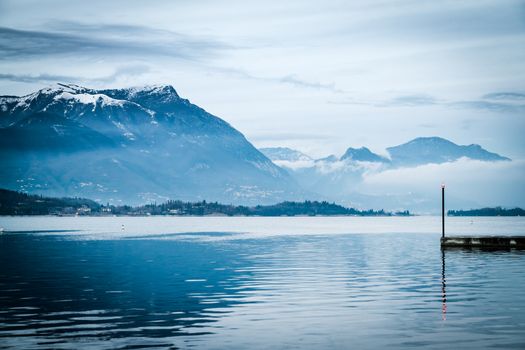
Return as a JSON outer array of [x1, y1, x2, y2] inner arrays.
[[260, 137, 515, 212]]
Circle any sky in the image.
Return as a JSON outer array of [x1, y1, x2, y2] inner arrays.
[[1, 0, 525, 160]]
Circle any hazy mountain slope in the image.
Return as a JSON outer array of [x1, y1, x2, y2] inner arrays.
[[340, 147, 389, 163], [260, 147, 313, 162], [0, 111, 114, 152], [0, 84, 301, 204]]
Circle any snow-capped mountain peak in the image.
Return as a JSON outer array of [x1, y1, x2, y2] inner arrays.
[[53, 91, 127, 108], [1, 84, 299, 204]]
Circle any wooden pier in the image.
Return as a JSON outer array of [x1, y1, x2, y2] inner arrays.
[[441, 236, 525, 248], [439, 184, 525, 249]]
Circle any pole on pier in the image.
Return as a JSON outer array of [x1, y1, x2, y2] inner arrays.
[[441, 183, 445, 239]]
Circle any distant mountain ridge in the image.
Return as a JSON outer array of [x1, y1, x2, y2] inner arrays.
[[258, 137, 510, 212], [387, 137, 510, 166], [0, 83, 511, 211], [0, 83, 302, 204], [340, 147, 389, 163], [260, 136, 509, 167], [260, 147, 313, 162]]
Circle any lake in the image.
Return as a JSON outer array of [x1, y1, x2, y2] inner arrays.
[[1, 216, 524, 349]]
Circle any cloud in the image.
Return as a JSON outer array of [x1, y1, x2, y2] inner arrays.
[[0, 72, 82, 83], [0, 65, 150, 84], [278, 75, 342, 92], [417, 123, 438, 129], [360, 158, 525, 209], [449, 100, 525, 113], [383, 94, 438, 106], [482, 92, 525, 101], [250, 132, 333, 142], [330, 91, 525, 113], [384, 93, 525, 113], [0, 24, 232, 61], [208, 66, 343, 93]]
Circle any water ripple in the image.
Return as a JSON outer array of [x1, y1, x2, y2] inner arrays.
[[0, 218, 524, 349]]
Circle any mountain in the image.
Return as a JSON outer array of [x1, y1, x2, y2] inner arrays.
[[259, 147, 315, 171], [387, 137, 510, 167], [258, 138, 511, 212], [260, 147, 313, 162], [258, 147, 385, 199], [0, 83, 302, 204], [0, 111, 114, 152], [340, 147, 389, 163], [315, 155, 338, 162]]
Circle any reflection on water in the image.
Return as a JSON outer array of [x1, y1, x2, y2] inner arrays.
[[441, 249, 447, 321], [1, 219, 525, 349]]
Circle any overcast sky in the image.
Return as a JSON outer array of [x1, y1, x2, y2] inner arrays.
[[1, 0, 524, 159]]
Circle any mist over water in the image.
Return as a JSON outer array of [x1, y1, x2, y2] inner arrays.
[[1, 217, 525, 349]]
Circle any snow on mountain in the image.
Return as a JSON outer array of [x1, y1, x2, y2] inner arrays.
[[0, 83, 302, 204], [54, 91, 128, 108]]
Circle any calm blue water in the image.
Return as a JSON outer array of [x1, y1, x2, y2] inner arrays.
[[1, 217, 524, 349]]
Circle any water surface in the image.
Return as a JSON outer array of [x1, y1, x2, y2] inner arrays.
[[1, 216, 524, 349]]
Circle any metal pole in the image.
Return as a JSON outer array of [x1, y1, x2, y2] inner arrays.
[[441, 184, 445, 239]]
